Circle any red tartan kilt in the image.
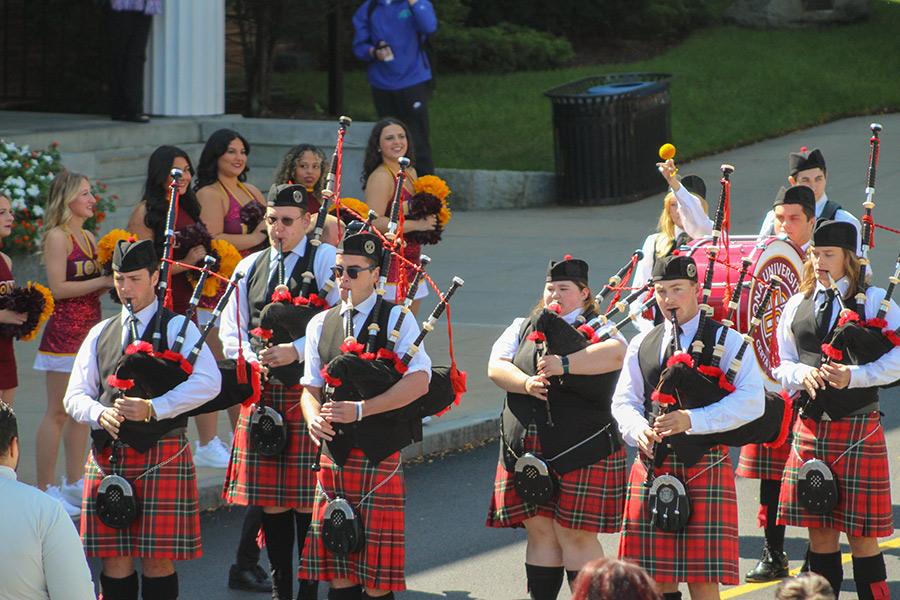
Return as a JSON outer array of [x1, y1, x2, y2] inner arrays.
[[486, 429, 626, 533], [736, 442, 791, 481], [777, 413, 893, 537], [299, 449, 406, 592], [618, 447, 739, 585], [81, 435, 201, 560], [223, 383, 318, 509]]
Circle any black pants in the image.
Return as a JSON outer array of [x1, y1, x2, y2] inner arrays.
[[106, 9, 153, 118], [235, 505, 263, 568], [371, 81, 434, 175]]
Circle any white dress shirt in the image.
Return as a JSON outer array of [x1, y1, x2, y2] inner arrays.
[[611, 309, 765, 448], [489, 306, 626, 363], [301, 290, 432, 388], [0, 466, 95, 600], [758, 193, 862, 254], [219, 239, 340, 363], [64, 302, 222, 426], [630, 186, 713, 333], [773, 278, 900, 390]]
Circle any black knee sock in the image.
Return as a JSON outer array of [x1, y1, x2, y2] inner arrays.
[[662, 592, 682, 600], [809, 551, 843, 598], [235, 505, 263, 569], [565, 570, 580, 589], [361, 592, 394, 600], [262, 511, 296, 600], [327, 585, 362, 600], [853, 554, 889, 600], [141, 573, 178, 600], [294, 511, 317, 599], [100, 572, 139, 600], [759, 480, 786, 553], [525, 564, 564, 600]]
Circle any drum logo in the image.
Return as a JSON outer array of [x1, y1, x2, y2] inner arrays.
[[751, 257, 800, 382]]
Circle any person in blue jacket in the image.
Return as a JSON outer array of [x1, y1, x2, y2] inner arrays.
[[353, 0, 437, 175]]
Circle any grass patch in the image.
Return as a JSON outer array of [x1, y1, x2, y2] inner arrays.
[[273, 0, 900, 171]]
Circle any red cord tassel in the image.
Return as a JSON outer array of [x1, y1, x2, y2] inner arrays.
[[236, 355, 248, 385], [651, 390, 677, 405], [666, 352, 694, 369]]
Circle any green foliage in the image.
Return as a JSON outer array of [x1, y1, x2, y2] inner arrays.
[[431, 23, 575, 73]]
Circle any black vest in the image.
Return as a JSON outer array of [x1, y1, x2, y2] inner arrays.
[[317, 299, 422, 466], [246, 240, 319, 331], [792, 293, 878, 419], [93, 307, 188, 449], [501, 311, 622, 475], [816, 199, 842, 228], [636, 316, 722, 467]]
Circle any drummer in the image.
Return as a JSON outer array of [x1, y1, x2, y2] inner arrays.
[[757, 147, 861, 254], [630, 160, 713, 332]]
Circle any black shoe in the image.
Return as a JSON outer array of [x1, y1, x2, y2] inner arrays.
[[124, 113, 150, 123], [745, 545, 789, 582], [229, 564, 273, 592], [799, 548, 810, 574]]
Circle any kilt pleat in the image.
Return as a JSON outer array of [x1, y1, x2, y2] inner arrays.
[[618, 446, 739, 585], [223, 383, 318, 509], [777, 413, 893, 538], [80, 435, 201, 560], [486, 426, 626, 533], [299, 449, 406, 591], [736, 442, 792, 481]]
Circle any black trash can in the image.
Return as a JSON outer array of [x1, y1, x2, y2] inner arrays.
[[545, 72, 672, 206]]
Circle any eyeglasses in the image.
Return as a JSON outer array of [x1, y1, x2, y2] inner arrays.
[[330, 264, 378, 279], [266, 215, 296, 227]]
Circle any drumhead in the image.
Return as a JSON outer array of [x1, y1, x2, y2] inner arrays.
[[686, 235, 803, 389]]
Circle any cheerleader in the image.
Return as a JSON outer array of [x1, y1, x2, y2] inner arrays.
[[362, 118, 435, 312], [34, 171, 113, 516], [774, 221, 900, 599], [0, 193, 25, 405], [486, 256, 628, 600], [630, 160, 712, 332], [273, 144, 342, 246]]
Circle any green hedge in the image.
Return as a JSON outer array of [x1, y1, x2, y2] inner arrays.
[[431, 23, 575, 73]]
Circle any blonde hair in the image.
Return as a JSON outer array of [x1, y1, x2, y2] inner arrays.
[[41, 170, 89, 250], [799, 246, 861, 301], [656, 191, 709, 243]]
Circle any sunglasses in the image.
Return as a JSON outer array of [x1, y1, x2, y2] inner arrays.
[[266, 215, 297, 227], [330, 264, 378, 279]]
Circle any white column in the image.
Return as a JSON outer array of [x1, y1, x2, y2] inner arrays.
[[144, 0, 225, 116]]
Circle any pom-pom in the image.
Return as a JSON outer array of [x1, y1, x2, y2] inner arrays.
[[697, 364, 724, 380], [665, 352, 694, 369], [659, 143, 676, 161], [526, 331, 547, 343], [435, 364, 467, 417], [12, 282, 55, 342], [800, 146, 808, 152], [864, 317, 888, 330], [239, 201, 266, 234], [125, 340, 153, 355], [321, 368, 342, 388], [340, 340, 364, 355], [271, 287, 292, 303], [106, 374, 134, 391], [883, 328, 900, 347], [821, 343, 843, 361], [197, 239, 241, 298], [563, 254, 573, 260], [96, 229, 134, 271], [406, 191, 445, 245], [331, 197, 370, 224]]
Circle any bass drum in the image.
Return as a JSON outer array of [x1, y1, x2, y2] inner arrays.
[[685, 235, 804, 389]]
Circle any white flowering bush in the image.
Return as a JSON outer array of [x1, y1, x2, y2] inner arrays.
[[0, 140, 116, 254]]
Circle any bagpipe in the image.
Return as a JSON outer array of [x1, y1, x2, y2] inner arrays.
[[311, 163, 468, 470], [820, 124, 900, 379], [0, 281, 53, 341], [101, 169, 250, 452], [650, 166, 794, 467]]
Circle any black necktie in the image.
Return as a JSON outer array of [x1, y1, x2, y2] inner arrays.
[[815, 289, 836, 340], [125, 315, 139, 348], [344, 308, 358, 339]]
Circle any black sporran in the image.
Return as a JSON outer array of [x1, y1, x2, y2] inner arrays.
[[249, 404, 288, 457], [322, 497, 364, 557], [96, 474, 138, 529], [647, 474, 691, 533], [513, 453, 558, 505], [798, 458, 838, 515]]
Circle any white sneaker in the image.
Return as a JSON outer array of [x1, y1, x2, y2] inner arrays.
[[193, 436, 230, 469], [60, 477, 84, 507], [212, 435, 233, 463], [44, 484, 81, 517]]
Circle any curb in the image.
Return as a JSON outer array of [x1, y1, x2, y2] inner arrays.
[[196, 411, 500, 512]]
